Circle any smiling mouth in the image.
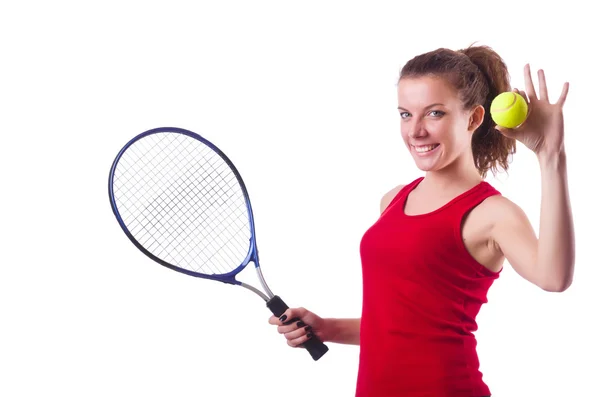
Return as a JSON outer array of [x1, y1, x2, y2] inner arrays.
[[412, 144, 440, 153]]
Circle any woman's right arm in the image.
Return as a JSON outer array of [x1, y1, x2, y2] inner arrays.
[[324, 318, 361, 345], [269, 308, 360, 346]]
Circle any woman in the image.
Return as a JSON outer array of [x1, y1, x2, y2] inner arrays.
[[269, 44, 575, 396]]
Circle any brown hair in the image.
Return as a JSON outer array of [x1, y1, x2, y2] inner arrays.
[[398, 44, 516, 178]]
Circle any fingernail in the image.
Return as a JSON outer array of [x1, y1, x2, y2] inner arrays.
[[296, 321, 306, 328], [279, 315, 287, 322], [305, 325, 312, 332], [306, 332, 313, 339]]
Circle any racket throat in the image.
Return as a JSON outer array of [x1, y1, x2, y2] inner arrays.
[[255, 266, 274, 298], [238, 266, 274, 302], [240, 282, 269, 301]]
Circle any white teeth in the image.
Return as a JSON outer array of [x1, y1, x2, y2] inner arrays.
[[414, 144, 438, 153]]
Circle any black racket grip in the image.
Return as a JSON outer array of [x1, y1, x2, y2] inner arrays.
[[266, 295, 329, 361]]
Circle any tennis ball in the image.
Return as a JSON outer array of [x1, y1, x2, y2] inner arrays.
[[490, 92, 528, 129]]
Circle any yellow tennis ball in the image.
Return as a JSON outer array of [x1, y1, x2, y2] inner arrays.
[[490, 92, 528, 129]]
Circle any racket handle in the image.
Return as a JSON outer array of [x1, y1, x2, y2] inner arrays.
[[266, 295, 329, 361]]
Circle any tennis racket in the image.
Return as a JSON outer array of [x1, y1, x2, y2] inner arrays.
[[108, 126, 328, 361]]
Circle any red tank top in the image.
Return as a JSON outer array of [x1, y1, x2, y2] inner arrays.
[[356, 177, 502, 397]]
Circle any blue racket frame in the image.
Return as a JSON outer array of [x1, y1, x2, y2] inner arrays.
[[108, 126, 270, 299]]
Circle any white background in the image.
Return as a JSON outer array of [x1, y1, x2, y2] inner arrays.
[[1, 1, 598, 396]]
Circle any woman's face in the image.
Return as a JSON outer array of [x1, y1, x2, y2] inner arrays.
[[397, 75, 482, 173]]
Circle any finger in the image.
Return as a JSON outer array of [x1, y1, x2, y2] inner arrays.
[[516, 88, 533, 121], [538, 69, 549, 101], [524, 64, 538, 102], [511, 87, 527, 103], [276, 308, 294, 324], [277, 319, 309, 335], [515, 89, 529, 104], [268, 314, 295, 326], [286, 329, 315, 348], [521, 89, 533, 121], [283, 324, 313, 341], [557, 82, 569, 107], [272, 307, 309, 327], [282, 307, 310, 323]]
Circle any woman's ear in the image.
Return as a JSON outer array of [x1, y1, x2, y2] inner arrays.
[[468, 105, 485, 133]]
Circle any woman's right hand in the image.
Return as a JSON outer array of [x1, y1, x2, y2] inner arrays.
[[268, 307, 328, 348]]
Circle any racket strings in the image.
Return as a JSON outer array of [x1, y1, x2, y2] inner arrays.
[[112, 132, 252, 275], [116, 134, 247, 274]]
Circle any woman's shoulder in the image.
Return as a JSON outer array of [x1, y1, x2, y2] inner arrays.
[[380, 184, 406, 214], [379, 177, 424, 214], [468, 190, 527, 239]]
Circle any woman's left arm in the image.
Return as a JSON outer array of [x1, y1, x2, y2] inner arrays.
[[535, 149, 575, 291], [492, 64, 575, 292]]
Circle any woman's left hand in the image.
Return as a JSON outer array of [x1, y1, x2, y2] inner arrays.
[[496, 64, 569, 157]]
